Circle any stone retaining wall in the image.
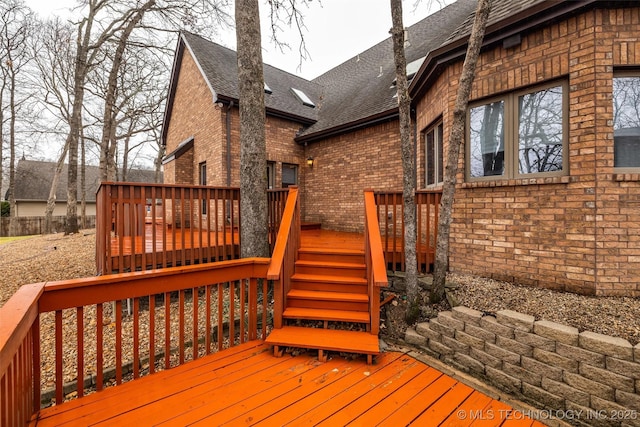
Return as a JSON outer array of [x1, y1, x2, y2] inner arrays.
[[405, 306, 640, 427]]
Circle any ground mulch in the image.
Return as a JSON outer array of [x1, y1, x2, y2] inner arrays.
[[2, 230, 639, 395], [381, 274, 640, 346]]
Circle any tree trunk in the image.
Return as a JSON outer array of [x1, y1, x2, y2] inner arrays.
[[389, 0, 419, 322], [44, 142, 70, 234], [81, 128, 87, 229], [7, 61, 17, 237], [65, 14, 93, 235], [235, 0, 269, 258], [0, 80, 4, 229], [432, 0, 493, 302], [99, 1, 154, 182]]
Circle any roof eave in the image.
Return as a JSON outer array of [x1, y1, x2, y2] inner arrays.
[[410, 0, 598, 100], [160, 35, 186, 148], [161, 33, 220, 148], [215, 95, 317, 126], [295, 109, 399, 144]]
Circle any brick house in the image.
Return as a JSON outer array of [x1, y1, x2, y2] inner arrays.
[[162, 0, 640, 296], [10, 158, 160, 216]]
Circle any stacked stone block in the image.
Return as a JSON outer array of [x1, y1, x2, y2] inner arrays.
[[406, 306, 640, 426]]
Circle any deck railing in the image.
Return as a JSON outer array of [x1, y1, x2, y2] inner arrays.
[[374, 189, 442, 272], [364, 190, 389, 335], [267, 188, 290, 253], [0, 259, 271, 427], [96, 183, 290, 275], [267, 187, 300, 329]]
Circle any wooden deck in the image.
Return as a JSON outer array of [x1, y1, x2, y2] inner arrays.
[[30, 341, 544, 426]]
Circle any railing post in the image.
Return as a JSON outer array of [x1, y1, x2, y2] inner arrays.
[[364, 190, 388, 336], [267, 187, 300, 330]]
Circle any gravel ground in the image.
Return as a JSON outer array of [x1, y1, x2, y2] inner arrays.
[[0, 231, 260, 402], [381, 274, 640, 346], [2, 230, 640, 395], [448, 273, 640, 346]]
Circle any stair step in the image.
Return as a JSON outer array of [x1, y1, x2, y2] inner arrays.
[[291, 273, 367, 286], [294, 260, 366, 277], [298, 248, 365, 264], [287, 289, 368, 311], [288, 289, 368, 303], [265, 326, 379, 355], [290, 273, 368, 294], [283, 307, 370, 323]]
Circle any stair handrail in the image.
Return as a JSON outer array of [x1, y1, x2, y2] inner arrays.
[[364, 190, 388, 335], [267, 186, 300, 329]]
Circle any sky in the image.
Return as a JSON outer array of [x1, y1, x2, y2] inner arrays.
[[24, 0, 451, 80]]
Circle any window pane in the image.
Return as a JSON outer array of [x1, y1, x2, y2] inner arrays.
[[613, 76, 640, 167], [426, 130, 435, 185], [282, 164, 297, 188], [437, 123, 444, 183], [469, 101, 505, 177], [518, 86, 564, 174]]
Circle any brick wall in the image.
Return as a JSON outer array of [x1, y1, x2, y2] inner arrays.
[[304, 120, 403, 232], [414, 6, 640, 296], [406, 306, 640, 427], [164, 50, 224, 186], [163, 47, 307, 215]]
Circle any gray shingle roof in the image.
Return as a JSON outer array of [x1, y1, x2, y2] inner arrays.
[[177, 1, 477, 140], [12, 159, 160, 203], [182, 32, 323, 123], [443, 0, 545, 45], [175, 0, 588, 143], [298, 0, 477, 139]]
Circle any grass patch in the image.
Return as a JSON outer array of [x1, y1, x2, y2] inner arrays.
[[0, 235, 36, 245]]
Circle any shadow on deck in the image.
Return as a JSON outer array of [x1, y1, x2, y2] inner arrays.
[[31, 341, 544, 426]]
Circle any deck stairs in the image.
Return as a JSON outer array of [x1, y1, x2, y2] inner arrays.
[[265, 188, 386, 364], [265, 244, 380, 364]]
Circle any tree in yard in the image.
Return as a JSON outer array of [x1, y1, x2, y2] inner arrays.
[[233, 0, 313, 258], [432, 0, 493, 302], [96, 0, 155, 182], [0, 0, 34, 236], [33, 18, 75, 233], [389, 0, 419, 322], [235, 0, 270, 258], [34, 0, 230, 234]]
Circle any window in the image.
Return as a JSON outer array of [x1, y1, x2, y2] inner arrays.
[[613, 73, 640, 169], [199, 162, 207, 214], [266, 161, 275, 189], [467, 81, 567, 180], [291, 88, 315, 108], [282, 163, 298, 188], [425, 120, 444, 186]]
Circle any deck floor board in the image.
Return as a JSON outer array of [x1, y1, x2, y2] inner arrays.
[[32, 342, 542, 426]]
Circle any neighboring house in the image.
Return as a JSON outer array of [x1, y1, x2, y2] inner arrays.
[[161, 0, 640, 297], [10, 159, 161, 217]]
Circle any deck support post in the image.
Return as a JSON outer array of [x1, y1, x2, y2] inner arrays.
[[318, 349, 327, 363], [273, 345, 283, 357], [367, 354, 373, 365]]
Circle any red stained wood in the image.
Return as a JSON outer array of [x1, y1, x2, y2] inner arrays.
[[265, 326, 379, 355], [30, 345, 539, 426]]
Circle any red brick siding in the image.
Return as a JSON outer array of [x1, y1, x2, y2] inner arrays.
[[304, 120, 402, 232], [164, 49, 224, 186], [164, 47, 306, 217], [414, 6, 640, 296]]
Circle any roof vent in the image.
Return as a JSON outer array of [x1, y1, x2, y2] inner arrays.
[[264, 82, 273, 94]]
